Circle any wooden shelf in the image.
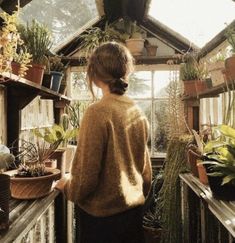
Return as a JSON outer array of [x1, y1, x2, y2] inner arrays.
[[0, 72, 71, 103], [62, 55, 180, 66], [182, 81, 235, 100]]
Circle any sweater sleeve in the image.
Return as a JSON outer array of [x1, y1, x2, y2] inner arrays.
[[142, 147, 152, 197], [64, 105, 107, 203]]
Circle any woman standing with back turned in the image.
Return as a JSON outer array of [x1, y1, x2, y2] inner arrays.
[[55, 42, 152, 243]]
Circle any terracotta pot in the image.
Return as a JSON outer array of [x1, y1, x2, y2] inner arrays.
[[183, 79, 207, 96], [10, 168, 60, 199], [125, 38, 145, 56], [25, 63, 45, 85], [208, 61, 226, 86], [197, 163, 208, 185], [0, 174, 10, 232], [225, 55, 235, 82], [146, 45, 158, 56], [11, 62, 21, 76], [187, 149, 199, 177]]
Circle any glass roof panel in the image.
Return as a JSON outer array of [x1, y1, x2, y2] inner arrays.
[[21, 0, 98, 47], [149, 0, 235, 47]]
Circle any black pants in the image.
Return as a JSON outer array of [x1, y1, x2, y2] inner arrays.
[[78, 206, 145, 243]]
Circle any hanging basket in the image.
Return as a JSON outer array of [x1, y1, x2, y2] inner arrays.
[[0, 174, 10, 232], [10, 168, 60, 200]]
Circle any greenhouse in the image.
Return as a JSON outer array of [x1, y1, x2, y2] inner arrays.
[[0, 0, 235, 242]]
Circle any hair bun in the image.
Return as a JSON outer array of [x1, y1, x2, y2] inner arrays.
[[109, 78, 128, 95]]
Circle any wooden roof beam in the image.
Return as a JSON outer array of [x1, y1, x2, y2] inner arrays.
[[1, 0, 32, 14]]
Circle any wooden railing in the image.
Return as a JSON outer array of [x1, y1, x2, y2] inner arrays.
[[180, 173, 235, 243]]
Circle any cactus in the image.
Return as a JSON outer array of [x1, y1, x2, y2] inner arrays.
[[60, 113, 70, 131]]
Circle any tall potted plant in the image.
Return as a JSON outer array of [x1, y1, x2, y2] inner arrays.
[[180, 53, 207, 96], [0, 145, 15, 231], [18, 19, 52, 85]]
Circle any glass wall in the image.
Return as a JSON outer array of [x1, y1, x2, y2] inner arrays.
[[71, 69, 174, 157]]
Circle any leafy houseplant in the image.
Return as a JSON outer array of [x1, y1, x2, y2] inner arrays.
[[202, 125, 235, 200], [180, 52, 207, 96], [0, 145, 15, 231], [18, 19, 52, 85], [78, 23, 122, 58]]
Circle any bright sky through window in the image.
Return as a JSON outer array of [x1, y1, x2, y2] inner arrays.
[[149, 0, 235, 47]]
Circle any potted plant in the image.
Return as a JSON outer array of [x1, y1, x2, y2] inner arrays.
[[78, 23, 121, 58], [143, 170, 163, 243], [0, 145, 15, 231], [180, 52, 207, 96], [207, 53, 227, 87], [49, 56, 66, 93], [18, 19, 52, 85], [33, 122, 78, 173], [189, 129, 209, 184], [0, 9, 31, 77], [202, 124, 235, 201], [9, 139, 60, 199], [145, 38, 158, 57], [225, 26, 235, 82], [125, 21, 146, 56]]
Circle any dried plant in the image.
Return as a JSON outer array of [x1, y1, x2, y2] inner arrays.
[[165, 61, 187, 140]]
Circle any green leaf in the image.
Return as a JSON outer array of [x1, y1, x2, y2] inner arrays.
[[217, 125, 235, 140], [222, 174, 235, 185]]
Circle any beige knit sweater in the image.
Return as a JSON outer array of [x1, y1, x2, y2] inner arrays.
[[64, 93, 152, 217]]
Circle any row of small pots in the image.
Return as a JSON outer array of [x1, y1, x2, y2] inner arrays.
[[11, 62, 66, 94]]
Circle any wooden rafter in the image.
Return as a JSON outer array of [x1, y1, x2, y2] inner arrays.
[[1, 0, 32, 13]]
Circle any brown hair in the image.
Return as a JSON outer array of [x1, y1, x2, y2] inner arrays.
[[87, 42, 134, 97]]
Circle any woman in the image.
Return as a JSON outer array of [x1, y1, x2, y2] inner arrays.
[[55, 42, 152, 243]]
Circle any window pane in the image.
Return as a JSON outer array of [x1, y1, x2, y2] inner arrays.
[[127, 71, 151, 98], [71, 72, 102, 100], [136, 100, 152, 150], [153, 100, 168, 156], [21, 0, 98, 46], [154, 71, 177, 98]]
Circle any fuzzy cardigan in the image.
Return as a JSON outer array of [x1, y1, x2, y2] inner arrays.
[[64, 93, 152, 217]]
